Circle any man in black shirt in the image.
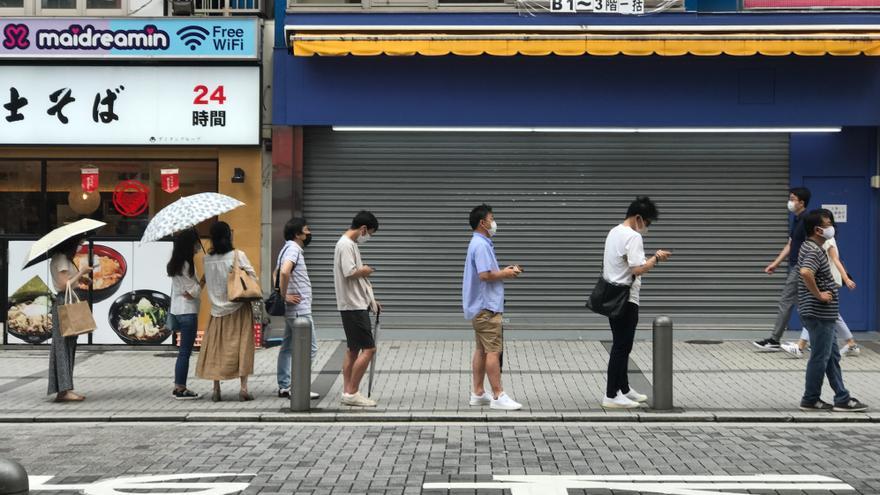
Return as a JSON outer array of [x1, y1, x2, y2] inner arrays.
[[797, 209, 867, 412], [754, 187, 810, 350]]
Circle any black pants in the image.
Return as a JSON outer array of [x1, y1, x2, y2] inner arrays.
[[606, 302, 639, 399]]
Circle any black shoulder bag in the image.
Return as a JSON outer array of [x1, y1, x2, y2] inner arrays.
[[264, 245, 291, 317], [585, 277, 631, 319]]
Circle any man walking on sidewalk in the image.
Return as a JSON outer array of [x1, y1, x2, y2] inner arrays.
[[462, 204, 523, 411], [275, 217, 320, 400], [796, 209, 867, 413], [334, 210, 381, 407], [754, 187, 811, 351]]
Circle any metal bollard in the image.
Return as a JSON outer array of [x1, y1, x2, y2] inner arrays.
[[0, 458, 28, 495], [290, 316, 312, 412], [652, 316, 674, 411]]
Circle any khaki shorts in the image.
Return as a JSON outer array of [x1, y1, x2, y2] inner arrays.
[[472, 310, 503, 353]]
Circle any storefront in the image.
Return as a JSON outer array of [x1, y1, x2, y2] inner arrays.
[[1, 17, 263, 345], [273, 13, 880, 333]]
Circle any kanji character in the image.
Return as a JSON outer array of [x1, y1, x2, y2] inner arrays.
[[3, 88, 28, 123]]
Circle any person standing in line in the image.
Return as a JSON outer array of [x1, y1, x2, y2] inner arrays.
[[48, 235, 93, 402], [334, 210, 381, 407], [196, 221, 257, 402], [463, 204, 523, 411], [754, 187, 811, 351], [782, 209, 860, 358], [275, 217, 320, 400], [601, 196, 671, 409], [167, 229, 205, 400], [795, 209, 867, 412]]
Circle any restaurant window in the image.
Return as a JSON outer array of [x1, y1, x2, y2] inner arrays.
[[0, 161, 42, 235]]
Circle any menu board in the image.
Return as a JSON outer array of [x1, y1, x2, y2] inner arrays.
[[6, 240, 173, 345]]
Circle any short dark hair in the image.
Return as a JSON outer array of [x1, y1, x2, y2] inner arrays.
[[284, 217, 308, 241], [469, 203, 493, 230], [51, 235, 85, 261], [790, 187, 811, 208], [803, 209, 831, 237], [625, 196, 659, 224], [350, 210, 379, 231], [209, 221, 234, 255]]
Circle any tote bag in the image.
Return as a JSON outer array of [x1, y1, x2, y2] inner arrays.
[[227, 250, 262, 302], [59, 283, 97, 337]]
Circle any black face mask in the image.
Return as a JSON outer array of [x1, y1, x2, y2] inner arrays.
[[303, 234, 312, 247]]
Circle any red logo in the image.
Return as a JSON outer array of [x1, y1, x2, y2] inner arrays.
[[112, 180, 149, 217]]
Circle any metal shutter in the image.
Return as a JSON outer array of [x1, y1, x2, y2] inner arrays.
[[302, 128, 789, 331]]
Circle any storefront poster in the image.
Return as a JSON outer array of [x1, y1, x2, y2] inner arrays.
[[5, 240, 173, 345], [0, 66, 259, 145], [0, 18, 258, 60]]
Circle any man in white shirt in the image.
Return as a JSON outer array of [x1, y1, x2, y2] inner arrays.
[[333, 210, 381, 407]]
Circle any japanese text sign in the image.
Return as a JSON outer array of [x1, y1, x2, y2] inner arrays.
[[0, 18, 258, 60], [0, 66, 258, 145]]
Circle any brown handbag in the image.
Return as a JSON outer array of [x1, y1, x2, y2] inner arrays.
[[58, 283, 97, 337], [227, 250, 262, 302]]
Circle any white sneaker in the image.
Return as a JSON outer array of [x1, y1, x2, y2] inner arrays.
[[469, 391, 492, 406], [310, 391, 320, 400], [841, 344, 861, 357], [490, 393, 522, 411], [602, 391, 641, 409], [781, 342, 804, 358], [341, 392, 377, 407], [624, 388, 648, 403]]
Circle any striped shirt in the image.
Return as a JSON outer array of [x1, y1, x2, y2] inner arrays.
[[797, 239, 839, 320]]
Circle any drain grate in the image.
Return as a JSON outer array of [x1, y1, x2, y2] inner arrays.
[[685, 340, 723, 345]]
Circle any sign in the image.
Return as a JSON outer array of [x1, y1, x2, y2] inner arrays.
[[551, 0, 645, 13], [0, 18, 258, 60], [0, 66, 259, 145], [113, 180, 149, 217], [745, 0, 880, 7], [81, 167, 99, 193], [822, 204, 847, 223], [425, 474, 856, 495], [161, 168, 180, 193], [30, 473, 253, 494]]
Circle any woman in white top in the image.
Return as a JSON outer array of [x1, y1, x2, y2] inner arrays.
[[48, 235, 93, 402], [167, 229, 205, 400], [600, 197, 671, 410], [782, 209, 860, 358], [195, 221, 257, 402]]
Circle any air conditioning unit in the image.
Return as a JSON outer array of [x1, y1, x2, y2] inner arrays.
[[171, 0, 194, 15]]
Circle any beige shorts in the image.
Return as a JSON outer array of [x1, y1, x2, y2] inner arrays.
[[472, 310, 503, 353]]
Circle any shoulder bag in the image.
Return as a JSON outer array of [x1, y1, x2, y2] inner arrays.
[[585, 276, 631, 319], [228, 250, 262, 302], [264, 245, 290, 317]]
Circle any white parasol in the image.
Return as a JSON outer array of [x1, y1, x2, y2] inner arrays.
[[22, 218, 106, 269], [140, 193, 245, 243]]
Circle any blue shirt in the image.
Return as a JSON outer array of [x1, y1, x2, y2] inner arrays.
[[462, 232, 504, 320]]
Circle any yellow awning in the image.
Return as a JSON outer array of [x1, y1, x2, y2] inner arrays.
[[291, 32, 880, 57]]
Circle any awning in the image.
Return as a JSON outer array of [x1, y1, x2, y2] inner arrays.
[[289, 27, 880, 57]]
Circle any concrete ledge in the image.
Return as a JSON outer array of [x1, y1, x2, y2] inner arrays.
[[714, 412, 795, 423], [109, 413, 188, 422]]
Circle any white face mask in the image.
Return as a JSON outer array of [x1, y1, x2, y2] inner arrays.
[[820, 226, 835, 240], [357, 232, 371, 244], [487, 220, 498, 237], [787, 200, 798, 213], [636, 217, 649, 235]]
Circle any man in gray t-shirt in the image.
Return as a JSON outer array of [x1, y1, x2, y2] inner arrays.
[[275, 217, 318, 400]]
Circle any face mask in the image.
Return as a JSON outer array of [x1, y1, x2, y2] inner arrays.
[[302, 234, 312, 247], [787, 200, 797, 213], [357, 232, 371, 245], [636, 217, 649, 235], [486, 220, 498, 237], [820, 226, 835, 240]]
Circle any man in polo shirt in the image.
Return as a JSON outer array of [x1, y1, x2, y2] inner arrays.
[[796, 209, 867, 413], [462, 204, 523, 411], [754, 187, 811, 350]]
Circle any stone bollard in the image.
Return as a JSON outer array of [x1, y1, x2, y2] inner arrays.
[[290, 316, 312, 412], [0, 458, 28, 495], [652, 316, 674, 411]]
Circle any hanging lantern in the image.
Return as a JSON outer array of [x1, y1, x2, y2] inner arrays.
[[69, 190, 101, 215]]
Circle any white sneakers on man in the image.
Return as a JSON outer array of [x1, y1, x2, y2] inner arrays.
[[602, 391, 642, 409], [624, 388, 648, 403], [341, 392, 377, 407], [490, 393, 523, 411], [469, 391, 492, 406]]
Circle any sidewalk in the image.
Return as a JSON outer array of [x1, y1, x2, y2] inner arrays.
[[1, 338, 879, 423]]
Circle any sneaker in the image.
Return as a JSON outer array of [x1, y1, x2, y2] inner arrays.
[[172, 389, 199, 400], [833, 398, 868, 412], [841, 344, 861, 357], [278, 388, 291, 398], [310, 391, 320, 400], [753, 338, 781, 351], [490, 393, 522, 411], [601, 391, 641, 409], [624, 388, 648, 403], [799, 399, 833, 412], [781, 342, 804, 358], [341, 392, 377, 407], [469, 391, 492, 406]]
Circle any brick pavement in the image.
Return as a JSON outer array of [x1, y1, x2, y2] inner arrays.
[[0, 338, 879, 422]]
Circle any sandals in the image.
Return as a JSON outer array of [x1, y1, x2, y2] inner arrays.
[[239, 390, 254, 402], [54, 391, 85, 403]]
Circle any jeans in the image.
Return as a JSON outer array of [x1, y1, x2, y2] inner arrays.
[[607, 302, 639, 399], [173, 314, 198, 388], [801, 316, 850, 406], [277, 313, 318, 390], [799, 315, 853, 343], [771, 269, 800, 341]]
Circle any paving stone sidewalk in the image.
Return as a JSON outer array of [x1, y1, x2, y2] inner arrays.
[[1, 338, 879, 423]]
